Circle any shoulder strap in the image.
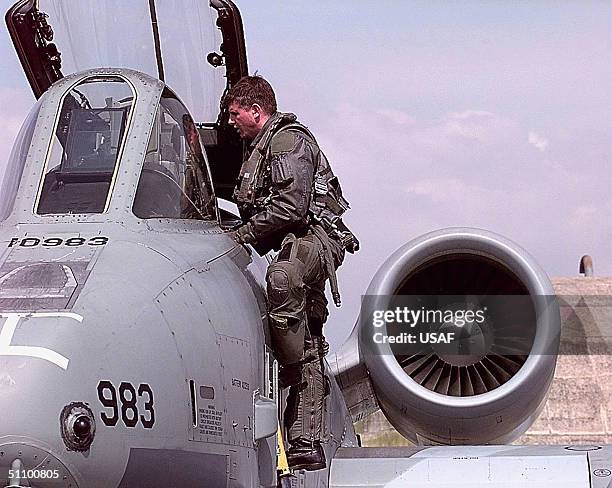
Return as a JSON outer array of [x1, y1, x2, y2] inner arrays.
[[276, 122, 317, 145], [234, 115, 300, 205]]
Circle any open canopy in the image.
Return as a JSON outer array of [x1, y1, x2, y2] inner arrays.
[[6, 0, 249, 199], [6, 0, 247, 124]]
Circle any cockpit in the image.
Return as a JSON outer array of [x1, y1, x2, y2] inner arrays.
[[133, 87, 216, 221], [0, 70, 218, 222], [36, 76, 133, 214], [2, 0, 249, 223]]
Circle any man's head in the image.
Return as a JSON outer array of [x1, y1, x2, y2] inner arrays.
[[224, 75, 277, 140]]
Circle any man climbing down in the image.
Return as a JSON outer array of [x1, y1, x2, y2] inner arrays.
[[225, 75, 358, 471]]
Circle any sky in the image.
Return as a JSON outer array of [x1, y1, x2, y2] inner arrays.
[[0, 1, 610, 350]]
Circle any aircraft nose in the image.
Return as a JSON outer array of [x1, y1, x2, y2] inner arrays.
[[0, 442, 79, 487]]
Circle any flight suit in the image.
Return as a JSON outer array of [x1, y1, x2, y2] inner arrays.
[[233, 112, 343, 462]]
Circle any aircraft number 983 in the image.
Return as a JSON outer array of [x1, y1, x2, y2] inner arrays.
[[97, 381, 155, 428], [8, 236, 109, 247]]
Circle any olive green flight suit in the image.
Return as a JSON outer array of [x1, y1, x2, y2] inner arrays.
[[233, 112, 343, 447]]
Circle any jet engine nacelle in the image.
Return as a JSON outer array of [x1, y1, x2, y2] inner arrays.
[[335, 228, 561, 445]]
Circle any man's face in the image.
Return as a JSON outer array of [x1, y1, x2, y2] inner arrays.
[[228, 102, 262, 140]]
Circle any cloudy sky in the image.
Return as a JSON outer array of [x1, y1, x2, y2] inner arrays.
[[0, 1, 610, 349]]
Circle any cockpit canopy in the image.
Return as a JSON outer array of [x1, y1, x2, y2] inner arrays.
[[37, 76, 133, 214], [132, 87, 217, 221], [7, 0, 248, 199], [6, 0, 244, 123], [1, 70, 217, 222]]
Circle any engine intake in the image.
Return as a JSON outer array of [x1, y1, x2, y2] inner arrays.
[[395, 252, 535, 397], [335, 228, 560, 445]]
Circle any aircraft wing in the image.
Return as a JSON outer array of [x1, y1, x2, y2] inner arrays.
[[329, 445, 612, 487]]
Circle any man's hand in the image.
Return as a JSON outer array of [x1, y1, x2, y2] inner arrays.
[[231, 224, 256, 246]]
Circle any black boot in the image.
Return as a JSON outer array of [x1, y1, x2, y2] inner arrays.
[[286, 441, 326, 471]]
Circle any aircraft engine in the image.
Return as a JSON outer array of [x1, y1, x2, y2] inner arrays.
[[357, 228, 560, 445]]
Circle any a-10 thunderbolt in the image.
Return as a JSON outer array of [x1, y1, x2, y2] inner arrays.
[[0, 1, 610, 487]]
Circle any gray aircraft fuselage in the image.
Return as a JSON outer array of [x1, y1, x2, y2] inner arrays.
[[1, 2, 611, 486], [0, 68, 357, 487]]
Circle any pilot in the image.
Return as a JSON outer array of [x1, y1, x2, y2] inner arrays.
[[225, 75, 357, 471]]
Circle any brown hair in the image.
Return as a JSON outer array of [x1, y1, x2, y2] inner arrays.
[[223, 75, 277, 115]]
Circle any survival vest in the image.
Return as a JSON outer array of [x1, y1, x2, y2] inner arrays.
[[233, 113, 359, 254]]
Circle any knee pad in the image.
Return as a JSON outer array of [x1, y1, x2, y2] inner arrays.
[[266, 263, 302, 306], [266, 268, 291, 307]]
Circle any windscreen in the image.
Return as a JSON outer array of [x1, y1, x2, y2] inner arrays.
[[133, 88, 216, 221], [36, 76, 134, 214], [40, 0, 226, 123]]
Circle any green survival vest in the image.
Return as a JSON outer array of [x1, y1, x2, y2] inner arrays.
[[233, 113, 359, 254]]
